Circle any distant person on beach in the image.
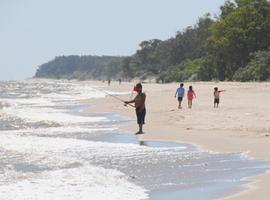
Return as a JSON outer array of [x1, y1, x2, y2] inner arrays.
[[118, 78, 122, 85], [124, 83, 146, 134], [107, 79, 111, 86], [174, 83, 185, 109], [187, 86, 196, 109], [214, 87, 225, 108]]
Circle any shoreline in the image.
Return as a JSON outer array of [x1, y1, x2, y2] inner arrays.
[[83, 80, 270, 200]]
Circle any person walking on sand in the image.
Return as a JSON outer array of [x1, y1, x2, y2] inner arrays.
[[175, 83, 185, 109], [214, 87, 225, 108], [187, 86, 196, 109], [124, 83, 146, 134]]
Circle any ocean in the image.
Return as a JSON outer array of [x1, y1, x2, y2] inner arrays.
[[0, 79, 269, 200]]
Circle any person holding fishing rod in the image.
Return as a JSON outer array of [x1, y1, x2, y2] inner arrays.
[[124, 83, 146, 135]]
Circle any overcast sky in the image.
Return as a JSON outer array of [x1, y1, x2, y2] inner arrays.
[[0, 0, 225, 80]]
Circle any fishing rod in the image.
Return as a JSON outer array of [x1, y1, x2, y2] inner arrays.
[[92, 86, 135, 108]]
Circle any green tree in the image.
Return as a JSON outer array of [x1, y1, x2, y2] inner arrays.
[[233, 49, 270, 81], [208, 0, 270, 80]]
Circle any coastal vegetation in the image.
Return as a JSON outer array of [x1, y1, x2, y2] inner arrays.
[[35, 55, 125, 80], [35, 0, 270, 82]]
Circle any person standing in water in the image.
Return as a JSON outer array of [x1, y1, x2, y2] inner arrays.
[[174, 83, 185, 109], [125, 83, 146, 134], [187, 86, 196, 108], [214, 87, 225, 108]]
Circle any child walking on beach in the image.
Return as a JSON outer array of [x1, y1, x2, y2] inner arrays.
[[187, 86, 196, 109], [174, 83, 185, 109], [214, 87, 225, 108]]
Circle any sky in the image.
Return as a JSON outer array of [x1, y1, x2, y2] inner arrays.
[[0, 0, 225, 80]]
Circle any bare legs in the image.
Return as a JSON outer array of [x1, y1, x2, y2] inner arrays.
[[139, 123, 143, 133], [188, 100, 192, 108], [136, 123, 144, 134], [178, 101, 182, 109]]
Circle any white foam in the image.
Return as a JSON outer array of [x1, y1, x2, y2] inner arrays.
[[0, 134, 150, 200], [0, 133, 129, 153], [2, 98, 55, 106], [3, 126, 117, 137], [2, 105, 108, 124], [0, 80, 131, 125], [0, 79, 152, 200], [36, 126, 117, 134], [0, 100, 11, 109], [0, 165, 148, 200]]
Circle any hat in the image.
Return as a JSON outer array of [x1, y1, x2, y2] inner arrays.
[[136, 83, 142, 88]]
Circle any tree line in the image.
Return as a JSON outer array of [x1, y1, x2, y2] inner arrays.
[[35, 0, 270, 82], [35, 55, 126, 80]]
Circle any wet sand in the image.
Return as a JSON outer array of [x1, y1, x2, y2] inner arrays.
[[83, 80, 270, 200]]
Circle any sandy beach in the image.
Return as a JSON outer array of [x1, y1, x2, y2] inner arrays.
[[84, 80, 270, 200]]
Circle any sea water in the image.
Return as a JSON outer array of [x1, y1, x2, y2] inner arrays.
[[0, 79, 269, 200]]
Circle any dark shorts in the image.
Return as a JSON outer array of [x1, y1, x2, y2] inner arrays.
[[214, 98, 220, 104], [136, 108, 146, 124], [178, 97, 183, 102]]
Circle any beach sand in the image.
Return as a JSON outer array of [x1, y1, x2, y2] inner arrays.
[[83, 80, 270, 200]]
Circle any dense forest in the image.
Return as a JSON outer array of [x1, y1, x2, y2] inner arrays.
[[35, 0, 270, 82], [35, 55, 125, 80]]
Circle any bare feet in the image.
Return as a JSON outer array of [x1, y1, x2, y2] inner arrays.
[[135, 131, 144, 135]]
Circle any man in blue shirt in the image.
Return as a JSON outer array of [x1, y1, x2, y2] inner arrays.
[[174, 83, 185, 109]]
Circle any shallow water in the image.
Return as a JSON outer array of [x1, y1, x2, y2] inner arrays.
[[0, 79, 269, 200]]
